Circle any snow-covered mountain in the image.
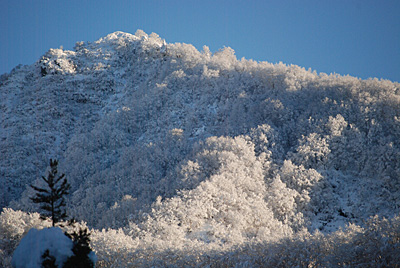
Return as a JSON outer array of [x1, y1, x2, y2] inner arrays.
[[1, 30, 400, 266]]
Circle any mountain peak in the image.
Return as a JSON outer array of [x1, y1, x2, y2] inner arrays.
[[95, 31, 139, 47], [1, 31, 400, 266]]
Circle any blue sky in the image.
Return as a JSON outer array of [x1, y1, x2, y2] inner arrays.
[[1, 0, 399, 82]]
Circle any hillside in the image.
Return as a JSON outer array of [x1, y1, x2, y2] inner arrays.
[[1, 30, 400, 267]]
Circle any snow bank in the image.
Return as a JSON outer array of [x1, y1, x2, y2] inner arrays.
[[12, 227, 73, 268]]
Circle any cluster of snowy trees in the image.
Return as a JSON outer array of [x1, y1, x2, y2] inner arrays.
[[1, 30, 400, 266], [2, 207, 399, 267]]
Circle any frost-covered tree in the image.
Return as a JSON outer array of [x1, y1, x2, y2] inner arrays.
[[30, 159, 70, 226]]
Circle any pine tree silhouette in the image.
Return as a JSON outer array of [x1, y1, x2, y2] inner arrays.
[[30, 159, 70, 226]]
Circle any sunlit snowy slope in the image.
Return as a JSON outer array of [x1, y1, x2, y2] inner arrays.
[[1, 30, 400, 267]]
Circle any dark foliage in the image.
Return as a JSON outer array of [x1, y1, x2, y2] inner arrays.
[[64, 227, 95, 268], [41, 249, 57, 268]]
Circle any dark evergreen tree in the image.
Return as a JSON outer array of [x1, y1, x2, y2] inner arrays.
[[64, 228, 95, 268], [30, 159, 70, 226]]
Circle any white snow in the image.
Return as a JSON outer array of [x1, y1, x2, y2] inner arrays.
[[12, 227, 73, 268]]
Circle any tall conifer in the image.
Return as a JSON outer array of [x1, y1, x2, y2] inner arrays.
[[30, 159, 70, 226]]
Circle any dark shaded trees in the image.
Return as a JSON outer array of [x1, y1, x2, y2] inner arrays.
[[64, 227, 95, 268]]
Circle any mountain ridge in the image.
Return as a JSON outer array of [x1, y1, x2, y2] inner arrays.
[[1, 30, 400, 266]]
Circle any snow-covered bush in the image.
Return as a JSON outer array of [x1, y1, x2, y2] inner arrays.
[[12, 227, 73, 268]]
